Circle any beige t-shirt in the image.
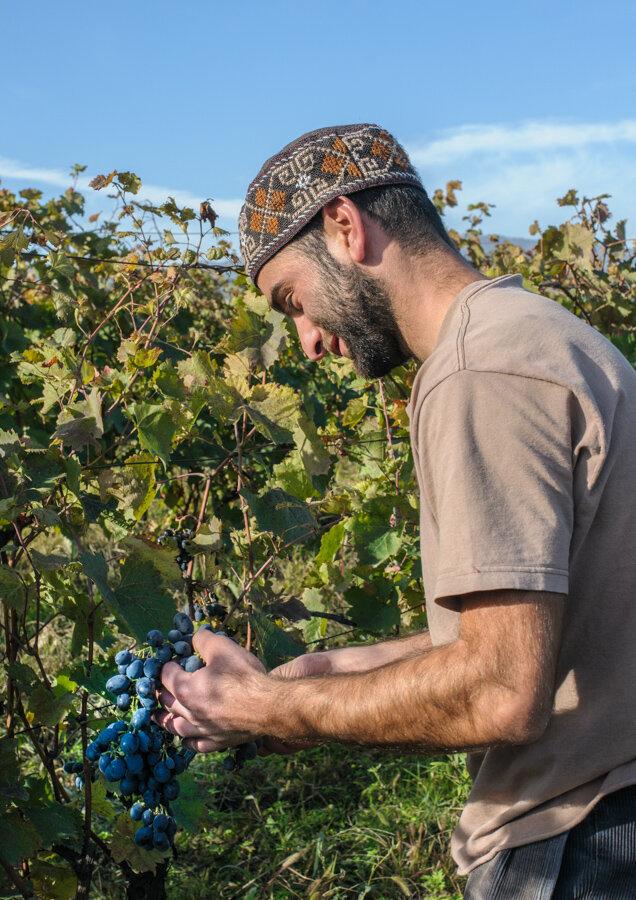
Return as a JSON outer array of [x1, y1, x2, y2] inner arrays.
[[407, 274, 636, 875]]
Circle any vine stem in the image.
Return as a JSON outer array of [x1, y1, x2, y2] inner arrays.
[[185, 474, 213, 617]]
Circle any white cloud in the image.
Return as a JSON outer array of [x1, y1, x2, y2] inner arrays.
[[407, 119, 636, 167], [0, 156, 242, 220]]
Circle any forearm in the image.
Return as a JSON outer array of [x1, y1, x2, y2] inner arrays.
[[318, 630, 433, 673], [261, 638, 517, 751]]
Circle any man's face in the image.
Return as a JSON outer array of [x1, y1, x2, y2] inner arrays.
[[256, 241, 408, 378]]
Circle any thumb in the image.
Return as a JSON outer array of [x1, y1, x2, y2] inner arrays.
[[270, 651, 333, 679]]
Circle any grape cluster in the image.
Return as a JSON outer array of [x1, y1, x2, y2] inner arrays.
[[158, 528, 193, 573], [63, 613, 204, 851]]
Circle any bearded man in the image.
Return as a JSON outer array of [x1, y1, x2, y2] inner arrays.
[[156, 125, 636, 898]]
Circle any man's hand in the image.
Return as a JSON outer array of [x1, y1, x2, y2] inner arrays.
[[154, 630, 267, 753]]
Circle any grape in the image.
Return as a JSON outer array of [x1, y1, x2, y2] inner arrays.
[[137, 731, 150, 753], [117, 664, 129, 675], [75, 775, 84, 790], [136, 677, 155, 698], [147, 751, 161, 766], [142, 808, 155, 826], [125, 753, 144, 775], [143, 657, 162, 678], [155, 645, 173, 664], [184, 655, 204, 673], [173, 641, 190, 657], [115, 649, 133, 667], [98, 753, 113, 775], [130, 802, 145, 821], [140, 696, 158, 710], [105, 758, 126, 782], [116, 693, 132, 711], [153, 832, 170, 851], [131, 708, 152, 730], [120, 732, 139, 754], [175, 614, 194, 635], [120, 777, 137, 795], [153, 813, 170, 832], [86, 743, 100, 763], [134, 825, 153, 846], [153, 761, 171, 783], [221, 755, 236, 772], [125, 658, 145, 680], [106, 674, 130, 696], [146, 629, 164, 647], [167, 629, 181, 643]]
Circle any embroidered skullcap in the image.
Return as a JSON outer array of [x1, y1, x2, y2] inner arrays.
[[239, 123, 422, 284]]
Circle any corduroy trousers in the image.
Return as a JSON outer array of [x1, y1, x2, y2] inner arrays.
[[463, 784, 636, 899]]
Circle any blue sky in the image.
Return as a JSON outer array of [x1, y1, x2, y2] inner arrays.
[[3, 0, 636, 239]]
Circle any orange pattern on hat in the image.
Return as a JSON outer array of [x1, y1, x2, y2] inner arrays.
[[333, 137, 348, 153], [347, 161, 361, 177], [322, 154, 345, 174], [250, 211, 263, 231], [265, 216, 279, 235], [270, 190, 286, 211], [255, 187, 267, 207], [371, 139, 391, 160]]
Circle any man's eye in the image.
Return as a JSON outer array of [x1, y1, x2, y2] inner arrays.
[[286, 295, 300, 315]]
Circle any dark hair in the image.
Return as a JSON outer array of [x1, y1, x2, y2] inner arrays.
[[292, 183, 454, 258]]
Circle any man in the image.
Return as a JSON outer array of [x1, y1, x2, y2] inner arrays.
[[156, 124, 636, 897]]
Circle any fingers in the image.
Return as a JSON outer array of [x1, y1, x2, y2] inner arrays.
[[191, 628, 224, 664], [154, 710, 207, 738], [191, 628, 266, 674], [183, 737, 224, 753], [157, 687, 193, 721], [159, 660, 189, 697], [270, 651, 333, 679]]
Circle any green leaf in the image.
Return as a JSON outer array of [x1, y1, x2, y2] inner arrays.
[[29, 548, 71, 571], [132, 403, 178, 467], [242, 488, 319, 545], [30, 860, 78, 900], [24, 799, 82, 849], [251, 613, 304, 670], [272, 450, 318, 500], [345, 583, 400, 633], [316, 521, 345, 565], [0, 811, 40, 865], [120, 451, 158, 520], [350, 514, 403, 566], [170, 771, 206, 831], [342, 396, 367, 427], [28, 683, 75, 726], [0, 739, 28, 804], [108, 538, 183, 642], [0, 566, 27, 612]]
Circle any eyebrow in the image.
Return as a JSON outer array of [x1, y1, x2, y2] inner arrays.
[[270, 280, 290, 315]]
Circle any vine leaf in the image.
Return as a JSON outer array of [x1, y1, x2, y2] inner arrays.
[[0, 566, 27, 612], [250, 613, 304, 670], [241, 487, 319, 545], [110, 814, 168, 873]]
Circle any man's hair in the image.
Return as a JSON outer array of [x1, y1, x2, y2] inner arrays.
[[292, 183, 454, 260]]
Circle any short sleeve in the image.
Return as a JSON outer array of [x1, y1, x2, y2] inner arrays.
[[417, 370, 574, 606]]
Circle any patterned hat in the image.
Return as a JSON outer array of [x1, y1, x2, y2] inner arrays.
[[239, 123, 422, 284]]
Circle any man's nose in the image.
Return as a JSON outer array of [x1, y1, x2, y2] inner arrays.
[[294, 315, 326, 361]]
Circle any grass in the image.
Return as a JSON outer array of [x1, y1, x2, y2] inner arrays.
[[91, 745, 470, 899]]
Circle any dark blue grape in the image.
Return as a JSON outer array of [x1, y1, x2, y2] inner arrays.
[[115, 649, 133, 667], [194, 605, 204, 622], [156, 645, 173, 664], [125, 753, 144, 775], [125, 658, 144, 680], [75, 775, 84, 790], [86, 743, 100, 763], [143, 657, 162, 678], [131, 708, 151, 730], [130, 802, 145, 821], [105, 758, 126, 782], [137, 730, 151, 753], [134, 825, 153, 846], [166, 817, 177, 840], [146, 751, 161, 766], [98, 752, 113, 775], [222, 755, 236, 772], [142, 788, 159, 807], [162, 779, 180, 800], [184, 655, 204, 673], [120, 732, 139, 754], [117, 664, 128, 675], [142, 808, 155, 826], [164, 757, 175, 771], [140, 696, 158, 710], [167, 629, 181, 643], [116, 693, 131, 711], [153, 832, 170, 851], [136, 677, 155, 698], [146, 629, 164, 647], [106, 674, 130, 696], [119, 777, 137, 795], [173, 641, 190, 657], [153, 761, 171, 783]]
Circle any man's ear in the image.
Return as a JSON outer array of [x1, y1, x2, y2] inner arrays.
[[321, 196, 367, 265]]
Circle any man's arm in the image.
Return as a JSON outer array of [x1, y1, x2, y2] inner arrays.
[[156, 588, 566, 753], [272, 631, 433, 678]]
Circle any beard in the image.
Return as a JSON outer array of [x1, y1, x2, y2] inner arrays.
[[311, 255, 409, 378]]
